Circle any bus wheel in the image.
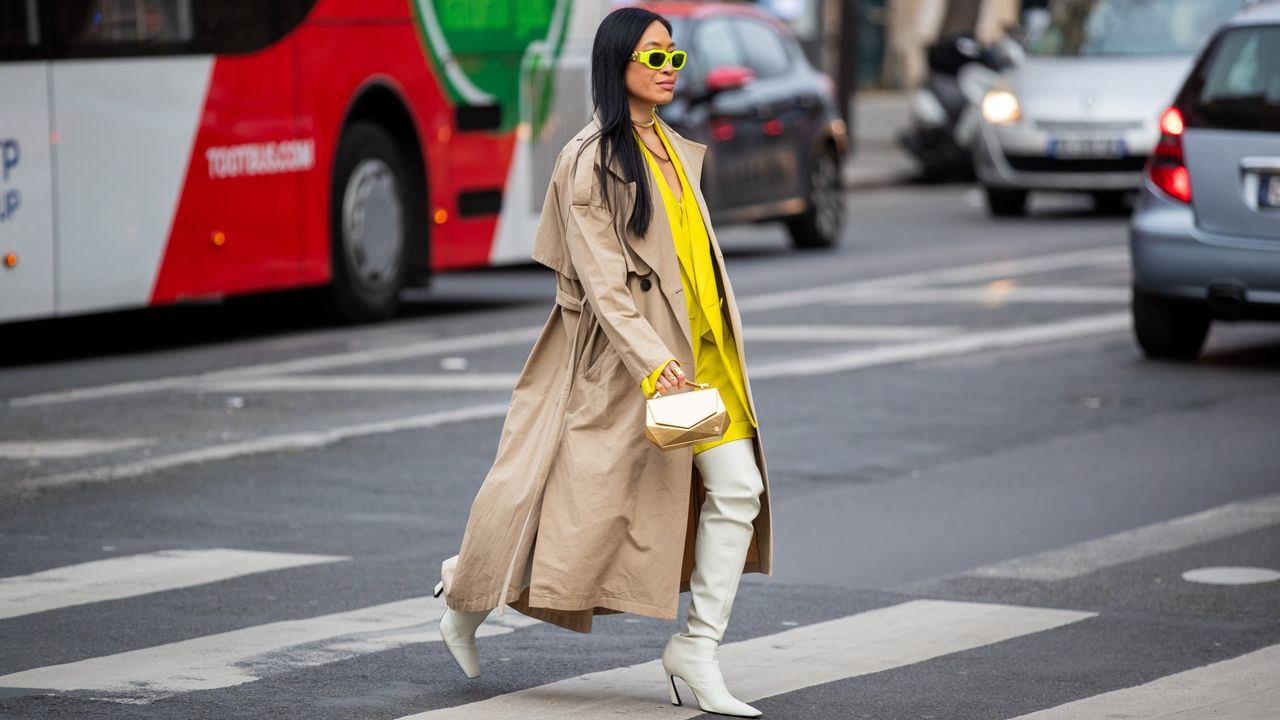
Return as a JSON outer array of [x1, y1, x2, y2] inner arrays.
[[329, 122, 407, 322]]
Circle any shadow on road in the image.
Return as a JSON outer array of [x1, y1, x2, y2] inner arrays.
[[1201, 338, 1280, 370]]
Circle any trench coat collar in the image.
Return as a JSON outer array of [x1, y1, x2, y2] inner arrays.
[[588, 111, 707, 189], [586, 111, 708, 363]]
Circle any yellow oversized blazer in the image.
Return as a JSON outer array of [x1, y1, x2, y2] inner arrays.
[[437, 114, 773, 634]]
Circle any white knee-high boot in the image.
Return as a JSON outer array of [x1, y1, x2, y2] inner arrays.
[[437, 602, 489, 679], [433, 552, 532, 679], [661, 438, 764, 718]]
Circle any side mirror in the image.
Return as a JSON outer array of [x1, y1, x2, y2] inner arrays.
[[705, 65, 755, 95]]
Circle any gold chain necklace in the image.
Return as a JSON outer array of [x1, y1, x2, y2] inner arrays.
[[640, 138, 670, 162]]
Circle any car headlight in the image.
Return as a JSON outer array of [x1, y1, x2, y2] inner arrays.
[[981, 90, 1021, 125]]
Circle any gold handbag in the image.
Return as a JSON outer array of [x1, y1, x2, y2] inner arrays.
[[645, 382, 729, 450]]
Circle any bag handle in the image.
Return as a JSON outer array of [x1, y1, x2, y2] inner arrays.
[[651, 381, 710, 399]]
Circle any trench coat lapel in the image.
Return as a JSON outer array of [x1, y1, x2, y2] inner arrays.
[[591, 115, 694, 362], [662, 119, 706, 191]]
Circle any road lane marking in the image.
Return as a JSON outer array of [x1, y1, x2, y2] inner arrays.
[[749, 312, 1129, 380], [0, 596, 538, 703], [5, 327, 543, 409], [966, 494, 1280, 581], [5, 247, 1123, 409], [736, 247, 1126, 312], [12, 402, 510, 495], [0, 439, 155, 460], [746, 325, 962, 342], [829, 285, 1129, 305], [197, 373, 523, 393], [0, 549, 347, 620], [1009, 643, 1280, 719], [12, 313, 1131, 494], [194, 326, 964, 394], [394, 599, 1095, 719], [1182, 566, 1280, 585]]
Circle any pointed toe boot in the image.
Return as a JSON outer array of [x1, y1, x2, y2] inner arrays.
[[661, 633, 761, 717]]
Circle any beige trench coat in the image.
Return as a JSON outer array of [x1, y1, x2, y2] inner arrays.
[[438, 116, 773, 633]]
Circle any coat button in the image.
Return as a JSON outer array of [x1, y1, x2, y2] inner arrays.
[[640, 277, 652, 291]]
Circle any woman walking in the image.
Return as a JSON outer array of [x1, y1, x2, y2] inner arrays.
[[433, 7, 773, 717]]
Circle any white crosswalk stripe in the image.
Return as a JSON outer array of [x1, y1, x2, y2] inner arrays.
[[967, 494, 1280, 581], [0, 549, 347, 620], [0, 595, 537, 703], [1, 498, 1274, 714], [1, 557, 1271, 716], [1010, 642, 1280, 719], [393, 600, 1095, 720]]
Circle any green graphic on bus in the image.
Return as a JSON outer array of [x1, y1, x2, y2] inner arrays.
[[411, 0, 572, 135]]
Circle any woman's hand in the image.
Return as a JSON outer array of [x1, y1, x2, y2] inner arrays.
[[654, 360, 687, 394]]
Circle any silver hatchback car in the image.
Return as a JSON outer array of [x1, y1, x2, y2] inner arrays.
[[975, 0, 1245, 217], [1130, 1, 1280, 359]]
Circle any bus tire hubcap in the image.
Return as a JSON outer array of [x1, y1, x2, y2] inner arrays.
[[342, 158, 402, 292]]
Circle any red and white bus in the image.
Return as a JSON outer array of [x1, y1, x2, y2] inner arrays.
[[0, 0, 609, 324]]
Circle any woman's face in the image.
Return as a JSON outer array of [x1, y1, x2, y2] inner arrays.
[[625, 20, 679, 107]]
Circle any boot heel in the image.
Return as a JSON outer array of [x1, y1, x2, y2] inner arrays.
[[666, 674, 682, 706], [433, 581, 444, 598]]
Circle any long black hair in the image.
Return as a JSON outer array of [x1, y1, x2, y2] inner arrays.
[[587, 7, 670, 238]]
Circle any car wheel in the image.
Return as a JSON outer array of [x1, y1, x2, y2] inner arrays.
[[1132, 290, 1210, 361], [787, 146, 844, 250], [985, 187, 1028, 217], [328, 122, 408, 323]]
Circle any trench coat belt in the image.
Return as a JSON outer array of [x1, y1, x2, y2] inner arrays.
[[555, 288, 584, 312], [496, 284, 593, 614]]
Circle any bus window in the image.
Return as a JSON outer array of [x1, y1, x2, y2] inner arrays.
[[56, 0, 194, 51], [50, 0, 316, 58], [0, 0, 44, 59], [196, 1, 316, 56]]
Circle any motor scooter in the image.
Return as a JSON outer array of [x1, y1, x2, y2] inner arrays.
[[899, 35, 1020, 181]]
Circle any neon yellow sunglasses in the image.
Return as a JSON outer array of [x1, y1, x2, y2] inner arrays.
[[631, 48, 687, 71]]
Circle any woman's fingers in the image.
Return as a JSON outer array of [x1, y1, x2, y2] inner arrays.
[[655, 361, 681, 394], [671, 362, 686, 389], [653, 361, 690, 394]]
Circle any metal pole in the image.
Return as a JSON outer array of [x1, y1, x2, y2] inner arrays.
[[836, 0, 859, 152]]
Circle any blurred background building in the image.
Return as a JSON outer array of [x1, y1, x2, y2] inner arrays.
[[753, 0, 1023, 90], [880, 0, 1021, 87]]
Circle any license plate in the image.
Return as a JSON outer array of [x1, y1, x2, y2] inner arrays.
[[1261, 174, 1280, 209], [1048, 138, 1127, 159]]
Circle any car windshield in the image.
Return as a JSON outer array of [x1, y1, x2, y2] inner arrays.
[[1027, 0, 1242, 58]]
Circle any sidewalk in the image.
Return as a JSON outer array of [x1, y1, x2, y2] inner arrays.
[[843, 90, 918, 189]]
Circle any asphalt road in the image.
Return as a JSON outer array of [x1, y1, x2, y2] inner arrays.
[[2, 185, 1278, 720]]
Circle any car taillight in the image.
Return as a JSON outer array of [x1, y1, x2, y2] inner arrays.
[[1149, 107, 1191, 203]]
